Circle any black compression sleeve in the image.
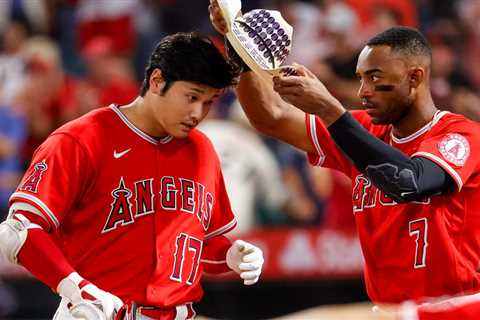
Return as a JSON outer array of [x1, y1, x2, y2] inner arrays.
[[327, 112, 454, 202]]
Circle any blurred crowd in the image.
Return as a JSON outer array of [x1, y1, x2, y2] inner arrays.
[[1, 0, 480, 256], [1, 0, 480, 317]]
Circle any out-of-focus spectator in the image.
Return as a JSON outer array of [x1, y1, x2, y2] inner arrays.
[[451, 87, 480, 122], [64, 36, 139, 121], [347, 0, 417, 31], [0, 104, 26, 218], [359, 4, 404, 42], [458, 0, 480, 90], [14, 36, 79, 162], [266, 140, 325, 226], [73, 0, 137, 56], [272, 0, 327, 67], [310, 0, 361, 107], [0, 21, 28, 105], [0, 0, 49, 33], [199, 115, 289, 234], [310, 167, 355, 235], [430, 39, 477, 110]]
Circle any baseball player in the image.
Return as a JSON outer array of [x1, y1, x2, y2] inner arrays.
[[210, 1, 480, 305], [0, 32, 264, 320]]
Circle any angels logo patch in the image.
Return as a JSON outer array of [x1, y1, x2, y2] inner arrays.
[[438, 133, 470, 167], [20, 160, 48, 192]]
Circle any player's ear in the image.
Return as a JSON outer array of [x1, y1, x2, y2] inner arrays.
[[408, 67, 424, 89], [149, 68, 166, 95]]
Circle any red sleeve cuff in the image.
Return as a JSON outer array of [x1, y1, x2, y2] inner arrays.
[[201, 235, 232, 274]]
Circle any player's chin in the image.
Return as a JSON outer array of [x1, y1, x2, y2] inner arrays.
[[369, 114, 389, 125], [171, 128, 191, 139]]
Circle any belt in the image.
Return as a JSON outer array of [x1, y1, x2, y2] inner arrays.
[[117, 302, 196, 320]]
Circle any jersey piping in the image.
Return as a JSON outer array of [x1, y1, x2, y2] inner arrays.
[[110, 105, 173, 145], [9, 192, 60, 228], [204, 218, 237, 240], [391, 110, 448, 144], [307, 114, 326, 166]]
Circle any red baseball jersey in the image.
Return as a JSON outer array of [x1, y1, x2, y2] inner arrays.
[[10, 105, 237, 307], [306, 110, 480, 303]]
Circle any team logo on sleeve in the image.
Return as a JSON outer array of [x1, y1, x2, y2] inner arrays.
[[20, 160, 48, 193], [438, 133, 470, 167]]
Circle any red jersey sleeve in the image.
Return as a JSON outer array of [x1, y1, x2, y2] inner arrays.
[[305, 110, 383, 175], [305, 113, 351, 174], [411, 119, 480, 191], [204, 170, 236, 240], [9, 133, 93, 231], [201, 235, 231, 274]]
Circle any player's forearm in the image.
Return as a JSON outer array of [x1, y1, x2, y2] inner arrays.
[[236, 72, 291, 134], [236, 73, 315, 152], [18, 227, 75, 290], [328, 112, 454, 202], [4, 210, 75, 290]]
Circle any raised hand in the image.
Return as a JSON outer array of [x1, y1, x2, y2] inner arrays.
[[208, 0, 228, 35], [273, 64, 346, 126]]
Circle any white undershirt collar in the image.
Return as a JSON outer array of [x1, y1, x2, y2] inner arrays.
[[390, 110, 448, 144]]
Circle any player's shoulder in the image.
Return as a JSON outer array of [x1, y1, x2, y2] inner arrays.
[[187, 128, 222, 162], [43, 106, 116, 153], [437, 111, 477, 125], [53, 106, 114, 137], [350, 109, 390, 138], [435, 111, 480, 134], [188, 128, 216, 149]]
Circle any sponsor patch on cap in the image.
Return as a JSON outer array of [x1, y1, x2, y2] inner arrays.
[[438, 133, 470, 167]]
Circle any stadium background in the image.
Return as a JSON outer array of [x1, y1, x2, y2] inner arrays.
[[0, 0, 479, 319]]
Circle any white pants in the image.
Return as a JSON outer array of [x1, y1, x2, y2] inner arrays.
[[52, 298, 193, 320]]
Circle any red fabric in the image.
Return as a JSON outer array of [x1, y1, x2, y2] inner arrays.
[[321, 171, 355, 235], [346, 0, 417, 27], [77, 16, 135, 55], [10, 105, 236, 308], [306, 110, 480, 303], [17, 227, 75, 291], [201, 235, 232, 274]]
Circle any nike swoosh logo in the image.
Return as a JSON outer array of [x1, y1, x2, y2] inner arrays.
[[113, 148, 131, 159]]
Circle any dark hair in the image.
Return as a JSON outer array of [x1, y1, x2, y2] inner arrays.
[[367, 26, 432, 60], [140, 32, 238, 96]]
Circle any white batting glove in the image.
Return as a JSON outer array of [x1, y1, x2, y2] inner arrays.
[[57, 272, 124, 320], [226, 240, 264, 285]]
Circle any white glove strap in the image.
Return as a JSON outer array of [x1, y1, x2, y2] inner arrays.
[[57, 272, 85, 303], [70, 301, 106, 320]]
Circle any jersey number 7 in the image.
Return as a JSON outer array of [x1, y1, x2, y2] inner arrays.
[[409, 218, 428, 269]]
